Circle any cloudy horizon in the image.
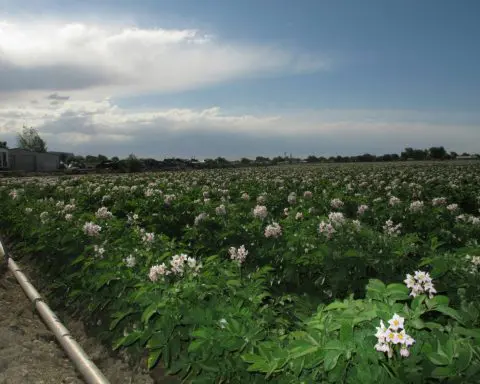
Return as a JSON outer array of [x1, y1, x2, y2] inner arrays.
[[1, 0, 479, 159]]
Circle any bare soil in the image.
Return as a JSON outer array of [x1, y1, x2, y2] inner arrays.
[[0, 264, 155, 384]]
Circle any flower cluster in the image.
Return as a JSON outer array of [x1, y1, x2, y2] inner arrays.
[[404, 270, 436, 298], [330, 198, 344, 209], [194, 212, 208, 226], [83, 222, 102, 237], [464, 255, 480, 274], [287, 192, 297, 205], [264, 222, 282, 238], [303, 191, 313, 199], [215, 204, 226, 216], [432, 197, 447, 206], [253, 205, 268, 220], [389, 196, 401, 206], [383, 219, 402, 237], [318, 212, 346, 239], [142, 232, 155, 244], [124, 255, 136, 268], [357, 204, 369, 215], [409, 200, 424, 213], [148, 254, 202, 282], [375, 314, 415, 358], [95, 207, 113, 219], [228, 245, 248, 264]]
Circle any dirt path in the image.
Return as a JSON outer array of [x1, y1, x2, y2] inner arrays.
[[0, 266, 154, 384]]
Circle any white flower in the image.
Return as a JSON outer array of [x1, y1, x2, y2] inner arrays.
[[124, 255, 136, 268], [400, 347, 410, 357], [253, 205, 268, 220], [264, 222, 282, 238], [83, 222, 101, 237]]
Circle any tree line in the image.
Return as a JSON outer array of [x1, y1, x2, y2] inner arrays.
[[1, 127, 478, 173]]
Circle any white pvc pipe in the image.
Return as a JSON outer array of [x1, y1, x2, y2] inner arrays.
[[1, 240, 110, 384]]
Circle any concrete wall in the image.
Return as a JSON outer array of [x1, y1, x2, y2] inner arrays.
[[0, 149, 8, 169], [36, 152, 60, 171], [8, 149, 59, 172]]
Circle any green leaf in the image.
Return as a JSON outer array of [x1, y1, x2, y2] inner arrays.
[[433, 306, 464, 324], [339, 321, 353, 343], [147, 349, 162, 369], [455, 345, 472, 372], [386, 283, 409, 296], [289, 341, 319, 360], [324, 301, 349, 311], [324, 340, 345, 351], [188, 339, 205, 353], [431, 366, 456, 378], [112, 331, 141, 350], [109, 309, 134, 331], [324, 349, 343, 372], [427, 352, 450, 366], [453, 326, 480, 339], [426, 295, 450, 309], [141, 303, 159, 325], [410, 318, 426, 330], [411, 294, 426, 311]]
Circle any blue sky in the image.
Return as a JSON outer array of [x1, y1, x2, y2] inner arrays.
[[0, 0, 479, 158]]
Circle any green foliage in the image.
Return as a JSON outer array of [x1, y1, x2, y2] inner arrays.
[[16, 125, 47, 152], [1, 163, 480, 383]]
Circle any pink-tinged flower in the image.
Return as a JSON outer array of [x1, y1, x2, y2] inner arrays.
[[432, 197, 447, 206], [253, 205, 268, 220], [446, 203, 458, 212], [264, 222, 282, 238], [95, 207, 113, 219], [148, 263, 169, 282], [330, 198, 344, 209], [241, 192, 250, 201], [303, 191, 313, 199], [142, 232, 155, 243], [229, 245, 248, 264], [83, 222, 102, 237], [357, 204, 369, 215], [400, 347, 410, 357]]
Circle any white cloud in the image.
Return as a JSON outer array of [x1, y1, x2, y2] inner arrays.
[[0, 98, 478, 158], [0, 19, 329, 97]]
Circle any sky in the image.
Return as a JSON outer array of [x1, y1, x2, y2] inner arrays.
[[0, 0, 479, 159]]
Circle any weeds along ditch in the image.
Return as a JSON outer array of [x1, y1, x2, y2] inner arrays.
[[1, 163, 480, 383]]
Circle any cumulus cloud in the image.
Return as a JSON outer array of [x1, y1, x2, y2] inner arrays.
[[0, 98, 478, 158], [0, 19, 329, 97]]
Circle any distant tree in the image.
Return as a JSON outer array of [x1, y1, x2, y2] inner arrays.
[[357, 153, 376, 162], [240, 157, 252, 165], [124, 154, 143, 173], [449, 151, 458, 160], [429, 146, 447, 160], [16, 126, 47, 152], [85, 155, 97, 163], [111, 156, 119, 162], [461, 152, 470, 157], [0, 141, 7, 149], [97, 154, 108, 162], [255, 156, 270, 163], [305, 155, 319, 163]]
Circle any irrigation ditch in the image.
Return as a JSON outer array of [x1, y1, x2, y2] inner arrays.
[[0, 237, 164, 384]]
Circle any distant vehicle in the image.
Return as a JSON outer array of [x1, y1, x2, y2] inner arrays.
[[96, 160, 120, 171]]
